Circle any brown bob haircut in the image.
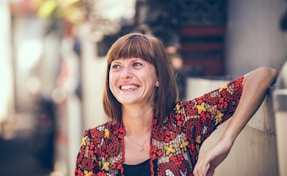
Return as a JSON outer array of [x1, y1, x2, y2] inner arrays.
[[103, 33, 178, 124]]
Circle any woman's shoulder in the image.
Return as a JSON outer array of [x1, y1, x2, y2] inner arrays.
[[79, 121, 123, 157], [83, 120, 123, 140]]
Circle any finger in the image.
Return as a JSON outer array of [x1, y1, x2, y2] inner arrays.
[[207, 164, 216, 176], [193, 162, 208, 176]]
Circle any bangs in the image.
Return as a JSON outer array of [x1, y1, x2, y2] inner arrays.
[[107, 33, 155, 65]]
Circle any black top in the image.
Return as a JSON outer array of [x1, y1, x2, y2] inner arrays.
[[117, 159, 157, 176]]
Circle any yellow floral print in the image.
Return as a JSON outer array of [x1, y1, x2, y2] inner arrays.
[[215, 110, 224, 123], [196, 135, 201, 144], [164, 144, 176, 156], [84, 170, 93, 176], [219, 84, 228, 92], [81, 136, 88, 146], [197, 102, 206, 114], [175, 103, 181, 111], [101, 161, 110, 171], [104, 129, 110, 138], [180, 138, 188, 151]]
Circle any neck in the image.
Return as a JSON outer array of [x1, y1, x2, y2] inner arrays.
[[122, 105, 153, 136]]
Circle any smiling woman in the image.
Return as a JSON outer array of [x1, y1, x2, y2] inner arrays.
[[103, 33, 178, 124], [74, 33, 278, 176]]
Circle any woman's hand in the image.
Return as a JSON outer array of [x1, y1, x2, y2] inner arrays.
[[193, 138, 233, 176]]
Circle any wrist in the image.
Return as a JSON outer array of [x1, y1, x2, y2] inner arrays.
[[219, 134, 235, 147]]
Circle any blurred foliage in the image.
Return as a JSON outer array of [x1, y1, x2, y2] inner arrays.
[[35, 0, 85, 24], [10, 0, 86, 25]]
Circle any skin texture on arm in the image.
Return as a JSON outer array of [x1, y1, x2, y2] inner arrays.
[[193, 67, 278, 176]]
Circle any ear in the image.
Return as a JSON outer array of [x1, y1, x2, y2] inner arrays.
[[155, 80, 159, 87]]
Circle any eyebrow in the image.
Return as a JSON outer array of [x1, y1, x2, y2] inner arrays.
[[111, 60, 121, 64]]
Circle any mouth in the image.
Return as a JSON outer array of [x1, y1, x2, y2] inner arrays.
[[120, 84, 139, 90]]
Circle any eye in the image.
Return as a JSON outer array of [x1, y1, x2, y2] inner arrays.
[[111, 63, 121, 70], [132, 62, 143, 68]]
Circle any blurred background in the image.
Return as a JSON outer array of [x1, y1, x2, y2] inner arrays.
[[0, 0, 287, 176]]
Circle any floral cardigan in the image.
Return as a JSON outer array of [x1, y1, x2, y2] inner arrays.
[[75, 76, 244, 176]]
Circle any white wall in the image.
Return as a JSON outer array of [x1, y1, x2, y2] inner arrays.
[[80, 23, 108, 130], [226, 0, 287, 77], [0, 2, 13, 124]]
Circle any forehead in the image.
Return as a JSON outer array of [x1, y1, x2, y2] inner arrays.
[[111, 57, 144, 63]]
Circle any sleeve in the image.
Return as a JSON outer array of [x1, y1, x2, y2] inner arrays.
[[74, 129, 101, 176], [181, 76, 244, 146]]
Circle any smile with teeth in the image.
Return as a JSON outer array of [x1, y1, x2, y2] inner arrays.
[[120, 85, 138, 90]]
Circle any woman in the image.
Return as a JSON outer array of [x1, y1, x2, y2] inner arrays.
[[74, 33, 278, 176]]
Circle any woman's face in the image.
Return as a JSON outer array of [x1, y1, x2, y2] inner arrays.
[[109, 57, 159, 106]]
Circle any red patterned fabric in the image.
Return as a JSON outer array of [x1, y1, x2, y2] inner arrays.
[[75, 76, 244, 176]]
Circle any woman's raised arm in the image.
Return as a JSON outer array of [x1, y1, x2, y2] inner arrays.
[[193, 67, 278, 176]]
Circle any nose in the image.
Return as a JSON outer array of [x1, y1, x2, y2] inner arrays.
[[120, 67, 133, 79]]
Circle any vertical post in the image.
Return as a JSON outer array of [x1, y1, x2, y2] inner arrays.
[[0, 1, 15, 138], [273, 62, 287, 176]]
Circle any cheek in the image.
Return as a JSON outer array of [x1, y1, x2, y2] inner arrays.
[[109, 74, 117, 90], [147, 73, 158, 86], [146, 78, 158, 89]]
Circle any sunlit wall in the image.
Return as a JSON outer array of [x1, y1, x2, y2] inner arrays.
[[0, 2, 13, 123], [226, 0, 287, 77]]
